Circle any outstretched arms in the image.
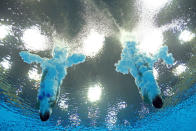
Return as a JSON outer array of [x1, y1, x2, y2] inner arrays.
[[66, 54, 86, 67], [19, 51, 45, 64]]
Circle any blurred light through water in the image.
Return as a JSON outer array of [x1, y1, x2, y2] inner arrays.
[[28, 68, 41, 81], [173, 64, 187, 76], [0, 56, 11, 70], [22, 26, 49, 51], [82, 29, 105, 57], [88, 83, 102, 102], [179, 30, 195, 43], [0, 25, 11, 40]]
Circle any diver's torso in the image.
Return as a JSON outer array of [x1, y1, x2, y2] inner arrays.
[[42, 60, 67, 82]]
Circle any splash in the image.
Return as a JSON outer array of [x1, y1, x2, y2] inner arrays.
[[115, 41, 174, 107], [121, 0, 173, 56], [19, 47, 86, 121]]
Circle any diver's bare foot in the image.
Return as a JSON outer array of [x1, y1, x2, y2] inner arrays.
[[40, 111, 50, 121], [152, 95, 163, 109]]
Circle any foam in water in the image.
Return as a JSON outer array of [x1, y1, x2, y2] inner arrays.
[[19, 47, 86, 121], [115, 41, 174, 107]]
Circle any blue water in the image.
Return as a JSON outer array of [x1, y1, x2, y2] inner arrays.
[[0, 0, 196, 130], [0, 84, 196, 130]]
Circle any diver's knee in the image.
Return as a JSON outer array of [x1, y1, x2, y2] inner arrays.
[[152, 95, 163, 109], [40, 111, 50, 121]]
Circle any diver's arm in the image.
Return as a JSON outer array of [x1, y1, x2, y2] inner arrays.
[[66, 54, 86, 67], [19, 51, 45, 64], [154, 46, 174, 65], [115, 41, 140, 75], [115, 60, 130, 74]]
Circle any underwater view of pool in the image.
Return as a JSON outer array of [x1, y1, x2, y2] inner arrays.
[[0, 0, 196, 130]]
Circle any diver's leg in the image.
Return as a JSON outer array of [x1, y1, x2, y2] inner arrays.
[[38, 68, 51, 121], [138, 70, 164, 109]]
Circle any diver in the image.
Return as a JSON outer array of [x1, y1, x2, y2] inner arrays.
[[115, 41, 174, 108], [20, 47, 86, 121]]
